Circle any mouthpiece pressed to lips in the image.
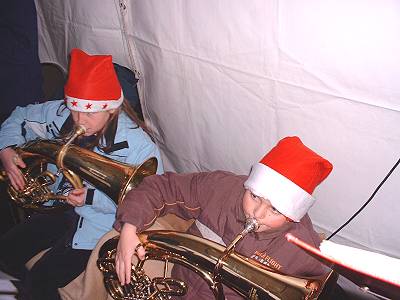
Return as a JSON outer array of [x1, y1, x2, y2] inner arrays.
[[75, 125, 86, 135], [244, 217, 259, 234]]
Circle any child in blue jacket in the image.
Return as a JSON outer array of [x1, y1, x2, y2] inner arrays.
[[0, 48, 164, 300]]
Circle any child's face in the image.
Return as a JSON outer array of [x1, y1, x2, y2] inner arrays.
[[242, 190, 288, 232], [70, 110, 115, 136]]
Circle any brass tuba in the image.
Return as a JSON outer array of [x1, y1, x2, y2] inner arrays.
[[97, 218, 338, 300], [0, 125, 158, 212]]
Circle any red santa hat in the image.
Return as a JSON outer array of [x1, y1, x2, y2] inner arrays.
[[64, 48, 123, 112], [244, 136, 333, 222]]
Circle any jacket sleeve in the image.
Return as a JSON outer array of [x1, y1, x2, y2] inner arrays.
[[114, 171, 225, 232], [114, 171, 238, 231], [0, 100, 64, 150]]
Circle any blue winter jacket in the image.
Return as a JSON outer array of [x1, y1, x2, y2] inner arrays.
[[0, 100, 164, 250]]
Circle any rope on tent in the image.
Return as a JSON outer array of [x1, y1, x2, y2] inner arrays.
[[112, 0, 157, 138], [114, 0, 141, 80], [327, 158, 400, 240]]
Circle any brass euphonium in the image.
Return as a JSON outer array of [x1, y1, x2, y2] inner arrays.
[[97, 218, 338, 300], [0, 125, 158, 212]]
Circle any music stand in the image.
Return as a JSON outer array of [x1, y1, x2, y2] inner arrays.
[[286, 233, 400, 300]]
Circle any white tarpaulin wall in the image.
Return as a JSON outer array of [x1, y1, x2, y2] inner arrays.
[[36, 0, 400, 259]]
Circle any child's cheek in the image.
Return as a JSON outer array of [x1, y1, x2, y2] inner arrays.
[[242, 199, 251, 217]]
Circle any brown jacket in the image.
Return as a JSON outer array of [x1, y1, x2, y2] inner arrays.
[[115, 171, 327, 299]]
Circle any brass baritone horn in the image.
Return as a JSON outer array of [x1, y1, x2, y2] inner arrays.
[[0, 125, 158, 212], [97, 219, 338, 299]]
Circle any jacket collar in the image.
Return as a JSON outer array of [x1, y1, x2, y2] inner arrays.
[[58, 111, 132, 153], [103, 112, 133, 153]]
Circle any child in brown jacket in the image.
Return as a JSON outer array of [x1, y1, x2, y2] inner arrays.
[[113, 136, 333, 299]]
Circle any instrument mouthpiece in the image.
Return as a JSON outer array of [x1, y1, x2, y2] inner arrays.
[[243, 217, 259, 234], [75, 125, 86, 135]]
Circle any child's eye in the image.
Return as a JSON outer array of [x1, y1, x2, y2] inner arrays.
[[271, 206, 280, 215], [250, 192, 258, 199]]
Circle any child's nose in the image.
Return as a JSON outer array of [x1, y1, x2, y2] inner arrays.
[[75, 112, 82, 122], [75, 112, 86, 125], [253, 202, 267, 219]]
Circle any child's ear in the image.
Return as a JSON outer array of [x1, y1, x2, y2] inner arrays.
[[108, 109, 119, 118]]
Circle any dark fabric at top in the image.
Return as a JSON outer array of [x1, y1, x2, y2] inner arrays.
[[0, 0, 43, 115]]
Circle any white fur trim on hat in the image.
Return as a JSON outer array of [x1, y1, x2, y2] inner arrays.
[[243, 163, 315, 222], [65, 91, 124, 112]]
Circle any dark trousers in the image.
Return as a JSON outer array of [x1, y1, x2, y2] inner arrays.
[[0, 209, 91, 300]]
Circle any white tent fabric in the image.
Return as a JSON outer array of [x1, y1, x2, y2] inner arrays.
[[35, 0, 400, 259]]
